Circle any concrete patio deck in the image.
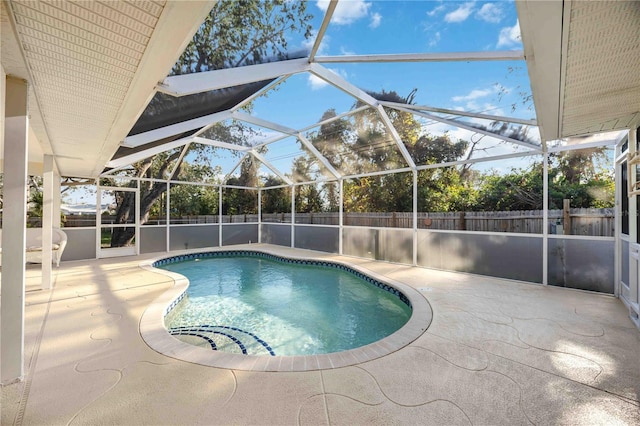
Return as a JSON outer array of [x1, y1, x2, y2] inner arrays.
[[2, 244, 639, 425]]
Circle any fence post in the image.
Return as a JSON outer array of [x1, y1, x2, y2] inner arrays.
[[458, 211, 466, 230], [563, 199, 571, 235]]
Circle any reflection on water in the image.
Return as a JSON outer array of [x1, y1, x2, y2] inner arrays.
[[162, 256, 411, 356]]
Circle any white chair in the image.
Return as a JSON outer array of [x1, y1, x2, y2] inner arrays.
[[0, 228, 68, 267]]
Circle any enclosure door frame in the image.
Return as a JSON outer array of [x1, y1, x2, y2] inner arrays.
[[96, 185, 140, 258], [616, 131, 639, 326]]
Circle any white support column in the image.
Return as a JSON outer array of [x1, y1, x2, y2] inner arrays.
[[413, 170, 418, 266], [614, 159, 621, 298], [42, 155, 54, 289], [1, 76, 29, 384], [291, 186, 296, 248], [218, 187, 223, 247], [631, 127, 639, 247], [53, 169, 61, 227], [257, 189, 262, 244], [629, 128, 639, 310], [135, 180, 140, 255], [165, 182, 170, 252], [542, 150, 549, 285], [339, 179, 344, 255]]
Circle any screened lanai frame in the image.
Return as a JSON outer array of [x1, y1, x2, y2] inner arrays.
[[89, 3, 624, 294]]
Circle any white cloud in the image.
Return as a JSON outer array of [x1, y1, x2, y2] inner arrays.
[[340, 46, 355, 56], [369, 12, 382, 28], [459, 100, 505, 117], [427, 4, 446, 17], [444, 2, 474, 23], [308, 74, 329, 90], [452, 87, 509, 116], [428, 31, 441, 47], [476, 3, 503, 23], [497, 20, 521, 47], [307, 68, 349, 91], [317, 0, 371, 25], [452, 88, 493, 103]]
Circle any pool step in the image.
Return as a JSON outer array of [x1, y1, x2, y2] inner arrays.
[[169, 325, 276, 356]]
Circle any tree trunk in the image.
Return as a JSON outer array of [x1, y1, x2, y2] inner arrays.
[[110, 227, 135, 248]]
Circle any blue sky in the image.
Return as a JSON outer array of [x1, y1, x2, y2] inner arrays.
[[251, 0, 532, 131], [96, 1, 539, 190], [246, 1, 538, 176]]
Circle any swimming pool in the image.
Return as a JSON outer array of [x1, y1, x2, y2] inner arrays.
[[159, 252, 412, 356], [140, 247, 432, 371]]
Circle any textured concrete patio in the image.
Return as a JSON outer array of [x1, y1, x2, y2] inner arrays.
[[2, 244, 639, 425]]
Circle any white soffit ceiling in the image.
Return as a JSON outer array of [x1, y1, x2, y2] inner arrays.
[[1, 0, 47, 173], [519, 0, 640, 142], [3, 0, 215, 177], [561, 0, 640, 137]]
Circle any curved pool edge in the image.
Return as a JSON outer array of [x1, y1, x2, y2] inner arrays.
[[139, 247, 433, 372]]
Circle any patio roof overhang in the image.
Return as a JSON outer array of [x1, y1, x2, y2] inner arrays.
[[0, 0, 638, 181], [518, 0, 640, 142], [0, 0, 216, 177]]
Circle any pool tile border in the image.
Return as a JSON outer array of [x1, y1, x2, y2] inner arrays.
[[153, 250, 412, 308], [139, 246, 433, 372]]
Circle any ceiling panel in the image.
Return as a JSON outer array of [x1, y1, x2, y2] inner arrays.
[[2, 0, 215, 177], [8, 0, 159, 175], [561, 0, 640, 137]]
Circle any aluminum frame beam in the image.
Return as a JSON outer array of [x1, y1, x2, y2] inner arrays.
[[297, 133, 341, 179], [193, 136, 252, 151], [415, 150, 542, 171], [376, 104, 416, 170], [391, 105, 541, 151], [380, 101, 538, 126], [314, 50, 525, 63], [157, 58, 311, 97], [298, 105, 370, 133], [250, 150, 293, 185], [308, 63, 379, 107], [547, 137, 619, 153], [123, 110, 232, 148], [232, 111, 298, 136], [309, 0, 337, 62], [168, 143, 191, 179], [230, 75, 290, 113], [107, 136, 194, 169], [223, 152, 250, 184]]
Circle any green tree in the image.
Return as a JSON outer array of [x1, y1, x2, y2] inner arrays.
[[110, 1, 313, 246], [303, 90, 476, 214], [224, 156, 259, 215], [476, 164, 543, 211], [27, 177, 44, 218], [548, 147, 613, 208], [172, 0, 312, 74], [474, 149, 614, 212], [170, 184, 218, 218], [262, 177, 290, 214]]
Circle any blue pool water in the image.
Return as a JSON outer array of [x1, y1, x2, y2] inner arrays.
[[160, 253, 412, 356]]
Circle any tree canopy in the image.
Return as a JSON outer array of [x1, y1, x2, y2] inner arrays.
[[94, 1, 614, 247], [105, 0, 315, 246]]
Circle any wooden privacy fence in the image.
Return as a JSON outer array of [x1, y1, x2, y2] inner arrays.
[[263, 208, 615, 236], [55, 208, 615, 236]]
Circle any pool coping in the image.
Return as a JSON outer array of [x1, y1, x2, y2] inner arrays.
[[139, 246, 433, 372]]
